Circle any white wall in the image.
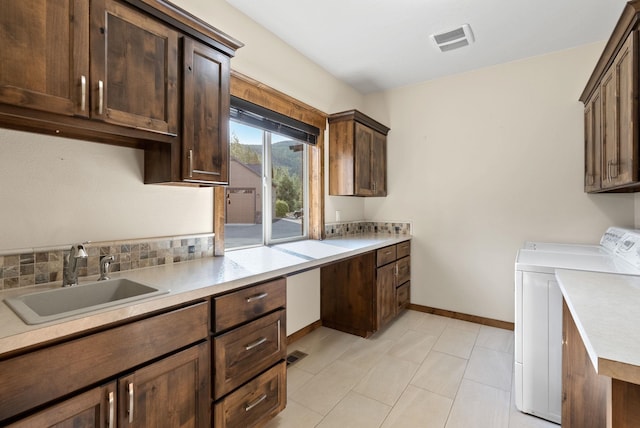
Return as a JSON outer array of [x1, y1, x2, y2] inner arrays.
[[363, 42, 635, 323], [286, 269, 320, 335], [0, 129, 214, 250]]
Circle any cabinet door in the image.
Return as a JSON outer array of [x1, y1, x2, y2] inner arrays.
[[376, 263, 396, 329], [614, 31, 638, 186], [118, 342, 209, 428], [7, 383, 116, 428], [354, 122, 375, 196], [90, 0, 178, 135], [371, 130, 387, 196], [584, 90, 602, 192], [321, 252, 376, 337], [0, 0, 89, 117], [562, 301, 608, 427], [182, 37, 230, 184], [601, 31, 638, 188]]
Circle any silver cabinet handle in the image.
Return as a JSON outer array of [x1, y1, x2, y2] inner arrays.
[[80, 75, 87, 112], [245, 337, 267, 351], [128, 382, 134, 423], [245, 393, 267, 412], [246, 292, 268, 303], [107, 391, 115, 428], [98, 80, 104, 115], [188, 149, 193, 178]]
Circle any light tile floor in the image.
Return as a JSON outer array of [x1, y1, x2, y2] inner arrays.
[[265, 310, 558, 428]]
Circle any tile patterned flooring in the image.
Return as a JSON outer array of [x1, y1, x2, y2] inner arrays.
[[265, 310, 558, 428]]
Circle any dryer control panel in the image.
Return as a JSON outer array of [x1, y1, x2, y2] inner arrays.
[[614, 231, 640, 268]]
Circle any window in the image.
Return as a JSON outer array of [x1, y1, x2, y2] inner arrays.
[[224, 97, 317, 250]]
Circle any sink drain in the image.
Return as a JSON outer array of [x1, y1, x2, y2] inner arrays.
[[286, 350, 308, 367]]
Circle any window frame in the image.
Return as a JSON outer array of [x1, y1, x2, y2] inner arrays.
[[213, 71, 326, 254]]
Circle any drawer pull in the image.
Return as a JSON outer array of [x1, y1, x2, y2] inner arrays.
[[245, 393, 268, 412], [246, 292, 268, 303], [245, 336, 267, 351]]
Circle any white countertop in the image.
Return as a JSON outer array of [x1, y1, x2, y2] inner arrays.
[[0, 234, 410, 355], [555, 269, 640, 385]]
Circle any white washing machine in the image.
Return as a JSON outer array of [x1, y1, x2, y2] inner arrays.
[[522, 226, 630, 255], [514, 229, 640, 424]]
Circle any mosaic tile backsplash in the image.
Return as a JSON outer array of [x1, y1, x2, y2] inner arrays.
[[0, 234, 214, 290], [324, 221, 411, 238]]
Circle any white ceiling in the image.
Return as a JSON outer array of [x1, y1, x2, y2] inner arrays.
[[225, 0, 629, 94]]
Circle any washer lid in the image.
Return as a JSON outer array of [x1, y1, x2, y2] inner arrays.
[[515, 249, 640, 275]]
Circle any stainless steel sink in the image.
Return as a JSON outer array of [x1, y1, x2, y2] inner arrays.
[[4, 278, 168, 325]]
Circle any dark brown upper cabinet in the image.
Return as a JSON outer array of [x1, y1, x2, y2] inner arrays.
[[0, 0, 242, 184], [90, 0, 179, 136], [580, 2, 639, 193], [0, 0, 89, 117], [328, 110, 390, 197], [145, 36, 230, 185]]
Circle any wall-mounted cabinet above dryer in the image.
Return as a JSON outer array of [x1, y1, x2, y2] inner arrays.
[[328, 110, 390, 197], [580, 1, 640, 193]]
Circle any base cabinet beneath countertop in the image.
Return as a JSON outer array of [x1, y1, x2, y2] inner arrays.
[[562, 300, 640, 427], [1, 303, 210, 426], [321, 241, 411, 337], [7, 343, 209, 428], [212, 278, 287, 427]]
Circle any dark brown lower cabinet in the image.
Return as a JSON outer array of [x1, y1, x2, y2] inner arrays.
[[0, 302, 210, 427], [321, 241, 411, 338], [7, 342, 209, 428], [6, 384, 114, 428], [321, 251, 376, 337], [212, 278, 287, 427], [562, 300, 640, 427], [118, 343, 209, 427]]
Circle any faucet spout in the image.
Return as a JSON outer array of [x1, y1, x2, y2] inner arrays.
[[63, 243, 88, 287]]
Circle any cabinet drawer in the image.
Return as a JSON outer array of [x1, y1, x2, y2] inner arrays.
[[213, 278, 286, 332], [376, 245, 397, 267], [214, 360, 286, 428], [397, 281, 410, 311], [397, 256, 410, 285], [214, 310, 286, 399], [0, 302, 208, 422], [397, 241, 411, 258]]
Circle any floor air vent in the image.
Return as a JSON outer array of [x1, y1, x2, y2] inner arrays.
[[286, 350, 308, 367]]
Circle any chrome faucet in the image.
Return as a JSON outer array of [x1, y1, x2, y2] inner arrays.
[[98, 255, 115, 281], [63, 243, 88, 287]]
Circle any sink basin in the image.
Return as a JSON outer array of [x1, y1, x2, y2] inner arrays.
[[4, 278, 169, 325]]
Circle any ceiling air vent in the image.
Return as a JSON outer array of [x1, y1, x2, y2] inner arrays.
[[431, 24, 474, 52]]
